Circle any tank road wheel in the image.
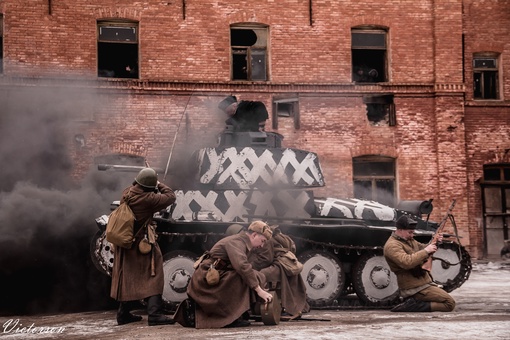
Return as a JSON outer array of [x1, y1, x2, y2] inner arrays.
[[353, 253, 399, 305], [430, 242, 472, 292], [162, 250, 198, 308], [89, 230, 113, 276], [298, 250, 345, 307]]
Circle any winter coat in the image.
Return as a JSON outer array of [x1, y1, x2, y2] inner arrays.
[[186, 232, 266, 329], [248, 234, 310, 316], [110, 182, 176, 302], [383, 233, 433, 293]]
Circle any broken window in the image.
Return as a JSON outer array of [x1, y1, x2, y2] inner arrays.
[[473, 55, 499, 100], [231, 25, 268, 81], [363, 95, 395, 126], [0, 15, 3, 74], [353, 156, 396, 207], [97, 21, 139, 79], [352, 28, 387, 83], [272, 95, 300, 129]]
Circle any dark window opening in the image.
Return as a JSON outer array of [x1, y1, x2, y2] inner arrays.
[[97, 22, 139, 79], [484, 164, 510, 183], [352, 29, 387, 83], [353, 156, 396, 207], [272, 96, 300, 129], [473, 56, 499, 99], [363, 95, 395, 126], [231, 25, 268, 81]]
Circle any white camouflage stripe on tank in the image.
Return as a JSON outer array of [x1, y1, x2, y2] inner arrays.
[[197, 147, 325, 189], [169, 189, 314, 222], [315, 197, 396, 221]]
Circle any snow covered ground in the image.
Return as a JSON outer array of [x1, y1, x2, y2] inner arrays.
[[1, 261, 509, 340]]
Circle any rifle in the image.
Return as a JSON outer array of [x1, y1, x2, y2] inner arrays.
[[422, 199, 456, 271]]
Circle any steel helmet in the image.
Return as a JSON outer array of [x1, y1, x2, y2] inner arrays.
[[225, 223, 245, 236], [135, 168, 158, 189]]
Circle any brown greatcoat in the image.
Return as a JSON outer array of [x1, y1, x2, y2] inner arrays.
[[248, 234, 310, 316], [383, 233, 433, 295], [110, 182, 176, 302], [186, 232, 266, 329]]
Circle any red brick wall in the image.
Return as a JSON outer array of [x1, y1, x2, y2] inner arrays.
[[1, 0, 509, 259]]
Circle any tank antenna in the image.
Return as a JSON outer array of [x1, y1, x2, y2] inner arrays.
[[163, 84, 195, 181]]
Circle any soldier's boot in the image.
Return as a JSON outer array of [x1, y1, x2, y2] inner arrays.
[[391, 298, 432, 312], [116, 301, 143, 325], [146, 294, 176, 326]]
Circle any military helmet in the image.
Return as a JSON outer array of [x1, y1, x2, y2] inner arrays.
[[225, 223, 245, 236], [135, 168, 158, 189]]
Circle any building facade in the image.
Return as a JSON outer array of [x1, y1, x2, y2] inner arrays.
[[0, 0, 508, 259]]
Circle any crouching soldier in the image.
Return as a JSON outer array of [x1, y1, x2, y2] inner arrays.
[[383, 215, 456, 312], [174, 221, 273, 328], [246, 225, 310, 319]]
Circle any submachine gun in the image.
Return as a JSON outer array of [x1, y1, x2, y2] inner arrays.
[[422, 199, 458, 272]]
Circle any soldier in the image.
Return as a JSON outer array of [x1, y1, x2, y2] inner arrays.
[[174, 221, 273, 328], [218, 95, 269, 132], [383, 215, 456, 312], [245, 225, 310, 318], [110, 168, 177, 326]]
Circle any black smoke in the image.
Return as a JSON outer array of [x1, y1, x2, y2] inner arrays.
[[0, 84, 124, 316]]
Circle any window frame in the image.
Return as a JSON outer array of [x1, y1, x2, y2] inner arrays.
[[473, 54, 500, 100], [272, 95, 300, 129], [352, 155, 396, 206], [97, 20, 139, 79], [230, 24, 269, 81], [351, 27, 388, 83]]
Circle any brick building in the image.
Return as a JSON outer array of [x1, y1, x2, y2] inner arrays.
[[0, 0, 508, 259]]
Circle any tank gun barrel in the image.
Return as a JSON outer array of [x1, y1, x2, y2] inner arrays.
[[97, 164, 163, 173]]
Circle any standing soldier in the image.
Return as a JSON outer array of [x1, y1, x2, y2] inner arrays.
[[383, 215, 456, 312], [110, 168, 177, 326]]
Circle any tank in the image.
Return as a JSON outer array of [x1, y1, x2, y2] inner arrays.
[[90, 129, 472, 309]]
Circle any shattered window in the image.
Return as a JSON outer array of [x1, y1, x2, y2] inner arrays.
[[473, 55, 499, 100], [352, 28, 387, 83], [231, 25, 268, 81], [353, 156, 396, 207], [97, 21, 139, 79], [363, 95, 395, 126], [272, 95, 300, 129]]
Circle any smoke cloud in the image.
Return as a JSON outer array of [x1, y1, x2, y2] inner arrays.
[[0, 83, 124, 316]]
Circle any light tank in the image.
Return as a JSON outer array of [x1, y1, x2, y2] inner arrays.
[[91, 128, 471, 310]]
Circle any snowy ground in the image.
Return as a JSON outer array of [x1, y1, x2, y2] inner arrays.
[[1, 261, 509, 340]]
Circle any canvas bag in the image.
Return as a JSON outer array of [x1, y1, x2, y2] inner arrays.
[[277, 250, 304, 276], [106, 191, 136, 249]]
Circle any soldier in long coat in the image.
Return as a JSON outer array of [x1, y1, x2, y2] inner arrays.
[[248, 227, 310, 317], [176, 221, 274, 329], [110, 168, 177, 326], [383, 215, 456, 312]]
